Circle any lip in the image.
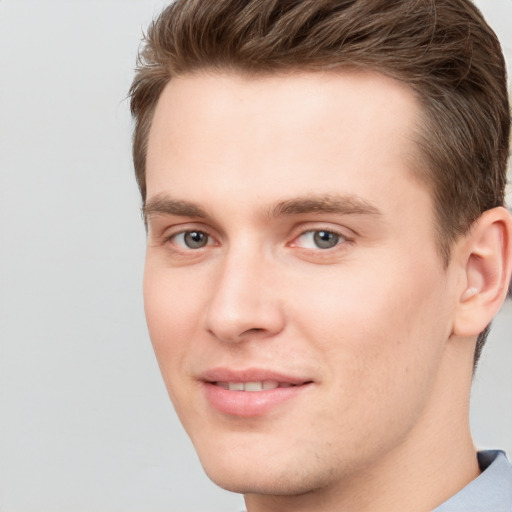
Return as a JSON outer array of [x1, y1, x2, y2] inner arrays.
[[199, 367, 313, 417]]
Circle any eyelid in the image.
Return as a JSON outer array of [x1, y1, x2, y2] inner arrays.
[[288, 223, 355, 247], [171, 231, 213, 250], [161, 223, 220, 248]]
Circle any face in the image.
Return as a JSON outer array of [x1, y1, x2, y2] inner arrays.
[[143, 71, 459, 497]]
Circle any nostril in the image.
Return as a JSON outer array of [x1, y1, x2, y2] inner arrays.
[[204, 289, 286, 343], [240, 327, 266, 337]]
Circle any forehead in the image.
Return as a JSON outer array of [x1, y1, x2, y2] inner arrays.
[[146, 70, 427, 219]]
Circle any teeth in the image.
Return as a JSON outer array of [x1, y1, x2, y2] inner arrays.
[[220, 380, 281, 392], [244, 381, 263, 391]]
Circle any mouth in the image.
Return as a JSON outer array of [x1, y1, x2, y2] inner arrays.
[[214, 381, 301, 391], [200, 369, 313, 416]]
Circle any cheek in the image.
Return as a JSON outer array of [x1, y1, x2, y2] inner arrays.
[[286, 264, 451, 461], [291, 256, 451, 397], [143, 259, 208, 332], [143, 265, 212, 426], [143, 265, 206, 382], [301, 251, 448, 338]]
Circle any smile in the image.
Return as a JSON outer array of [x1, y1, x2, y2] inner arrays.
[[215, 381, 297, 391], [200, 370, 313, 416]]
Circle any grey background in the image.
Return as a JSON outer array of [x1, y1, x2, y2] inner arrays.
[[0, 1, 510, 511]]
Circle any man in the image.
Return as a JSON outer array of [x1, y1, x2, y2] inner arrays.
[[129, 1, 512, 510]]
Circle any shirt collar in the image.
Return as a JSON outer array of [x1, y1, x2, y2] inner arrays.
[[433, 450, 512, 512]]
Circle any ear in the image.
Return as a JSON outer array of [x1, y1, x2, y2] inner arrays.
[[452, 206, 512, 337]]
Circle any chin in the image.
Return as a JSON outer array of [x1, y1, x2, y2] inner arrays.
[[202, 464, 321, 496], [195, 439, 340, 497]]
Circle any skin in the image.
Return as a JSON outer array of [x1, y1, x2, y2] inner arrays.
[[142, 70, 505, 512]]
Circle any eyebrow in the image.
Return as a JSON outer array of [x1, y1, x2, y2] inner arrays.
[[269, 194, 382, 218], [143, 195, 210, 225], [142, 193, 382, 225]]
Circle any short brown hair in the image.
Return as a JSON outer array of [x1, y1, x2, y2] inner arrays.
[[129, 0, 510, 364]]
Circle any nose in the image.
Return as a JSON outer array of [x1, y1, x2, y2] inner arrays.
[[204, 248, 285, 343]]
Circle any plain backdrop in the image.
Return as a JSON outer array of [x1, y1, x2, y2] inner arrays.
[[0, 1, 510, 511]]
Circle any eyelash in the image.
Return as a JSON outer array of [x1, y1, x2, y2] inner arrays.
[[291, 229, 348, 250], [167, 230, 215, 250], [165, 227, 350, 253]]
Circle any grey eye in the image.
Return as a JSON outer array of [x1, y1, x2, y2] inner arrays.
[[183, 231, 209, 249], [313, 230, 340, 249]]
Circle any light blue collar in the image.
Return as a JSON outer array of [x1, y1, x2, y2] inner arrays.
[[433, 451, 512, 512]]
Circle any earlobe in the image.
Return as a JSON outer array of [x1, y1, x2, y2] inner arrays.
[[452, 207, 512, 338]]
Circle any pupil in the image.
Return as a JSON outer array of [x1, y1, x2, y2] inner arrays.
[[313, 231, 338, 249], [184, 231, 207, 248]]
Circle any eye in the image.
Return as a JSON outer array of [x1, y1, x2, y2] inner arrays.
[[295, 230, 345, 249], [172, 230, 211, 249]]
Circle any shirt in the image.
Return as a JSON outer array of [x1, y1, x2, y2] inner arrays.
[[433, 450, 512, 512]]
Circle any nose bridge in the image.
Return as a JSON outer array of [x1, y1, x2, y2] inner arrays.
[[204, 239, 284, 343]]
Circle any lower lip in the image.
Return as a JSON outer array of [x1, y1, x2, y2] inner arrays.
[[202, 382, 310, 417]]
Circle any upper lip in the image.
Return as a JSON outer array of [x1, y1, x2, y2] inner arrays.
[[199, 367, 313, 385]]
